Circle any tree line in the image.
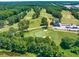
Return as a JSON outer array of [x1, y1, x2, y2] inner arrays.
[[70, 8, 79, 20], [60, 37, 79, 54], [0, 30, 64, 57]]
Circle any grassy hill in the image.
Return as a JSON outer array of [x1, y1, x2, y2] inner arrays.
[[61, 10, 79, 25]]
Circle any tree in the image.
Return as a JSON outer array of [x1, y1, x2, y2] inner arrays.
[[70, 8, 79, 20], [18, 19, 29, 31], [37, 43, 54, 57], [7, 15, 19, 25], [18, 11, 26, 19], [27, 37, 54, 56], [45, 5, 62, 19], [27, 41, 37, 53], [0, 20, 4, 28], [32, 13, 39, 19], [0, 10, 14, 20], [40, 17, 48, 29], [32, 6, 41, 19], [52, 11, 62, 20], [74, 38, 79, 47], [6, 27, 16, 38], [27, 36, 63, 57], [0, 37, 11, 50], [11, 39, 27, 54], [60, 37, 76, 49], [54, 51, 64, 57]]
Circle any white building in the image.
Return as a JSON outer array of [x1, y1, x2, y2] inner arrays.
[[53, 23, 79, 31]]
